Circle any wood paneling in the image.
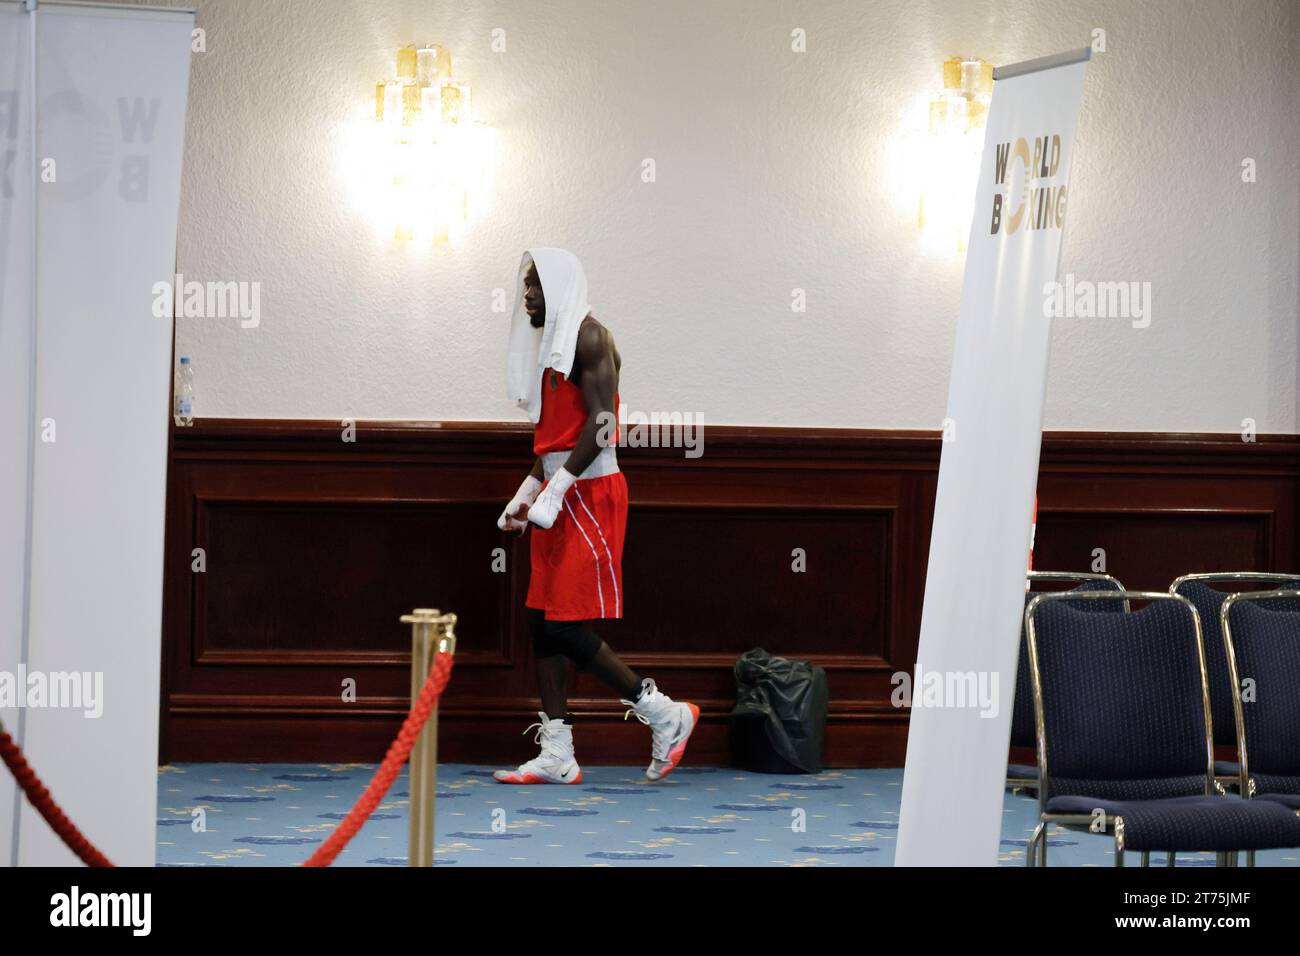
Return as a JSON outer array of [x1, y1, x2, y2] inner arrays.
[[160, 421, 1300, 766]]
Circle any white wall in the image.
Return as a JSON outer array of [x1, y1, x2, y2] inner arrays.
[[160, 0, 1299, 432]]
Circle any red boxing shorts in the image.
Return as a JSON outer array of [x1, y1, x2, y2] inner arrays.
[[527, 471, 627, 621]]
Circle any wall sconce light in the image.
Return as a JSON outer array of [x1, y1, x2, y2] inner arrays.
[[343, 43, 495, 244], [896, 57, 993, 253]]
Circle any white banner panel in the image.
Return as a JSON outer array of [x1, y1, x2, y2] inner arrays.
[[0, 3, 34, 867], [6, 1, 193, 867], [896, 50, 1089, 866]]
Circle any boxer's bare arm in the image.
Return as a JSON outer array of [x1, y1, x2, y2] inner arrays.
[[564, 319, 618, 477]]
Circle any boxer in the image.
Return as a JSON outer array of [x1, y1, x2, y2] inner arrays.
[[494, 248, 697, 784]]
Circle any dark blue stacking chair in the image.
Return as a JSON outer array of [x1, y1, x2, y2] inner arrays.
[[1220, 590, 1300, 864], [1006, 572, 1126, 793], [1171, 573, 1300, 788], [1024, 590, 1300, 867]]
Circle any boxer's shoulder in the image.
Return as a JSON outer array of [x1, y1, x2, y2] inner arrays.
[[577, 313, 610, 347], [574, 316, 619, 373]]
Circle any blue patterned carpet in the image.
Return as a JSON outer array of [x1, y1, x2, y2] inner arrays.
[[155, 764, 1300, 867]]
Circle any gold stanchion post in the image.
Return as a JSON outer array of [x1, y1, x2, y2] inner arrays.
[[400, 607, 457, 867]]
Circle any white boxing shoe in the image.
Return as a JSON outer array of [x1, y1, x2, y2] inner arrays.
[[493, 712, 583, 784], [621, 679, 700, 781]]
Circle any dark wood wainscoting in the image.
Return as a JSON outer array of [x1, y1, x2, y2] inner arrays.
[[161, 421, 1300, 765]]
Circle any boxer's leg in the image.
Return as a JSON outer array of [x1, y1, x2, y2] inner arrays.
[[582, 640, 643, 700], [539, 618, 602, 667], [528, 608, 569, 718], [542, 618, 697, 782], [540, 618, 643, 700], [493, 611, 583, 784], [546, 617, 641, 698], [526, 619, 696, 782]]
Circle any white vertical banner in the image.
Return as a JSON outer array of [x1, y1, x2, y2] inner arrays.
[[0, 2, 35, 866], [4, 1, 193, 867], [896, 49, 1089, 866]]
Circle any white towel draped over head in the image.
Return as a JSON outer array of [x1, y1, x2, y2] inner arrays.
[[506, 248, 591, 422]]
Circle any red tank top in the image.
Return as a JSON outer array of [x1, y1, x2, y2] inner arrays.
[[533, 368, 620, 455]]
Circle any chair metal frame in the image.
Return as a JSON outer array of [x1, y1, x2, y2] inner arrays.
[[1022, 590, 1218, 867], [1006, 572, 1125, 793], [1220, 588, 1300, 868], [1171, 572, 1300, 594], [1169, 573, 1300, 790]]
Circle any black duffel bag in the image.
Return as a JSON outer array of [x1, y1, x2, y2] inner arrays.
[[729, 647, 828, 774]]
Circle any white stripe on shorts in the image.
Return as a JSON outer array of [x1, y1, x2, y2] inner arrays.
[[573, 486, 620, 617], [563, 497, 605, 618]]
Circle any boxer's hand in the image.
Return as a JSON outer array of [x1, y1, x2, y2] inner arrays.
[[498, 475, 542, 532], [500, 502, 529, 534], [527, 468, 577, 530]]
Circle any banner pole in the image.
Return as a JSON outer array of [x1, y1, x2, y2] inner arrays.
[[993, 47, 1091, 81]]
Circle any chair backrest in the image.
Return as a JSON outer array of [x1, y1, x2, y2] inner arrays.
[[1171, 573, 1300, 747], [1010, 573, 1126, 748], [1221, 590, 1300, 796], [1026, 591, 1212, 806]]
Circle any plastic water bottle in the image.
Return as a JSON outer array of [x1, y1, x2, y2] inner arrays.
[[175, 356, 194, 427]]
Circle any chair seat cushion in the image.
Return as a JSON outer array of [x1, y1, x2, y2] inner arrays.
[[1215, 759, 1241, 777], [1006, 763, 1039, 782], [1254, 793, 1300, 810], [1254, 773, 1300, 794], [1047, 794, 1300, 851], [1046, 793, 1178, 816]]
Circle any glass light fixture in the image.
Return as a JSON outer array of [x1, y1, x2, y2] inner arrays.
[[439, 80, 471, 126], [396, 45, 418, 81], [352, 42, 493, 244], [894, 57, 994, 254]]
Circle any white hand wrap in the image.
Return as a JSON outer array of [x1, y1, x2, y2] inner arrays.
[[527, 467, 577, 530], [497, 474, 543, 531]]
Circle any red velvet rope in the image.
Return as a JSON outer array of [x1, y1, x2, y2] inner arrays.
[[0, 649, 455, 869], [0, 727, 114, 867]]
